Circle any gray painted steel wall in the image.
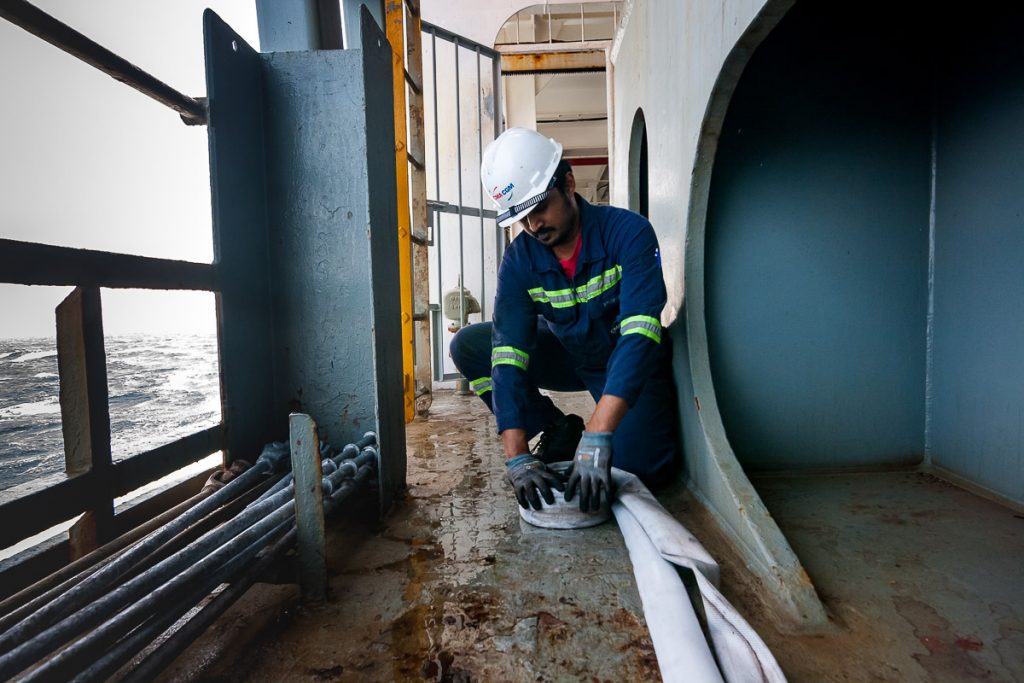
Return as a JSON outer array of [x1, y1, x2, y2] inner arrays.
[[260, 18, 405, 508], [208, 10, 405, 509], [705, 4, 929, 470], [929, 9, 1024, 505]]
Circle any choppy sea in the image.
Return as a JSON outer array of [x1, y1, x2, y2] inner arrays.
[[0, 335, 220, 495]]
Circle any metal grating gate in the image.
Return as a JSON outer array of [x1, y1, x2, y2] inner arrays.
[[421, 22, 504, 385]]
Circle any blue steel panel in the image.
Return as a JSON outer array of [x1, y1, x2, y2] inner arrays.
[[255, 0, 320, 52], [704, 4, 929, 470], [929, 8, 1024, 506], [204, 11, 280, 463]]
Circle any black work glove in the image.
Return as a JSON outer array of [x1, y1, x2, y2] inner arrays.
[[565, 432, 613, 512], [505, 453, 565, 510]]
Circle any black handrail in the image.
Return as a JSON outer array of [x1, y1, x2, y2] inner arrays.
[[0, 0, 207, 125], [0, 425, 226, 549], [0, 239, 218, 290]]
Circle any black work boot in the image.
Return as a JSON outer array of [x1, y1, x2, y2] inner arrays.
[[532, 414, 585, 464]]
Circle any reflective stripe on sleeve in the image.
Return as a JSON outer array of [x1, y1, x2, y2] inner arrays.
[[491, 346, 530, 371], [469, 377, 492, 395], [527, 265, 622, 309], [529, 286, 575, 308], [620, 315, 662, 343], [576, 265, 622, 303]]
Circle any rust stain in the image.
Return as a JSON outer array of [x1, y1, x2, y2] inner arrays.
[[893, 596, 993, 679], [956, 636, 985, 651], [305, 664, 345, 680]]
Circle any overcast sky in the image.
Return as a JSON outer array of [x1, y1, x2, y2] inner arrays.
[[0, 1, 259, 339]]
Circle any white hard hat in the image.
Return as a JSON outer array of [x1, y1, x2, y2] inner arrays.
[[481, 127, 563, 227]]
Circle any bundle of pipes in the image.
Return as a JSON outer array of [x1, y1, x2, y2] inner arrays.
[[0, 432, 379, 682]]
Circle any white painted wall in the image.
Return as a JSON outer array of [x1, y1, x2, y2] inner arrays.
[[610, 0, 775, 325], [503, 75, 537, 129]]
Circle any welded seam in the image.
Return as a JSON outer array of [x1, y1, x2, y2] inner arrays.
[[924, 77, 938, 464]]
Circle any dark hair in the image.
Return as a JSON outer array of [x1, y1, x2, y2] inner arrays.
[[551, 159, 573, 193]]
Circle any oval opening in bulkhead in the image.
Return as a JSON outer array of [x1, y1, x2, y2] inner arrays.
[[701, 1, 1024, 505], [628, 107, 649, 219]]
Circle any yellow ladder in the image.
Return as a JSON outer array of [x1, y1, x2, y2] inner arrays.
[[386, 0, 431, 421]]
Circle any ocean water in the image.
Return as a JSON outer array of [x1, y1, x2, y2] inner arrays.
[[0, 334, 220, 495]]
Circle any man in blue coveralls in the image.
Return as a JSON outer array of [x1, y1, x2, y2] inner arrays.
[[450, 128, 678, 513]]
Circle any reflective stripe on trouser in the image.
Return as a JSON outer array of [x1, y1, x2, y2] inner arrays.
[[491, 346, 530, 371], [469, 377, 492, 396], [448, 320, 678, 485], [450, 321, 578, 439]]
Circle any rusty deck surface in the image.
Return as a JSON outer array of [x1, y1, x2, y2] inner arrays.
[[750, 471, 1024, 682], [162, 390, 659, 682]]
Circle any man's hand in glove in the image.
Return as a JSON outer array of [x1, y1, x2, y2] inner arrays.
[[505, 454, 565, 510], [565, 432, 613, 512]]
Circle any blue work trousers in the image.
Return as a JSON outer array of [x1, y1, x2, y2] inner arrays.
[[449, 319, 679, 486]]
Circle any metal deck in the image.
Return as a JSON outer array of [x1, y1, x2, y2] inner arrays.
[[724, 471, 1024, 682], [157, 390, 659, 681]]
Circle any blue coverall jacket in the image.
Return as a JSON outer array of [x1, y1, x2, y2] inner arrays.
[[483, 196, 678, 482]]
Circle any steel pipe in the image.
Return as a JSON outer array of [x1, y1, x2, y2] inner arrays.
[[256, 433, 374, 503], [114, 476, 278, 588], [0, 439, 370, 676], [0, 448, 288, 670], [64, 520, 292, 683], [2, 496, 298, 680], [124, 460, 377, 682], [0, 437, 374, 679], [0, 489, 210, 629]]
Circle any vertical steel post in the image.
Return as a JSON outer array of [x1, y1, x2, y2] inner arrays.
[[385, 0, 416, 423], [476, 47, 486, 320], [405, 0, 432, 413], [454, 38, 466, 331], [431, 30, 443, 347], [492, 52, 505, 262], [581, 3, 585, 42], [289, 413, 326, 602], [454, 38, 470, 394], [55, 286, 114, 559]]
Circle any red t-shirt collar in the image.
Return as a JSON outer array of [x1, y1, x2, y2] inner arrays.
[[558, 232, 584, 280]]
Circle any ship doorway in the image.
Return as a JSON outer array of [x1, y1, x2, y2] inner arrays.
[[424, 4, 623, 386], [493, 3, 623, 212]]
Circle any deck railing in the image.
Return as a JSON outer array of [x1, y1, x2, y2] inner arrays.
[[0, 0, 224, 595]]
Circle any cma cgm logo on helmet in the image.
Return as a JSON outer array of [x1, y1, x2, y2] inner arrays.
[[491, 183, 514, 201]]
